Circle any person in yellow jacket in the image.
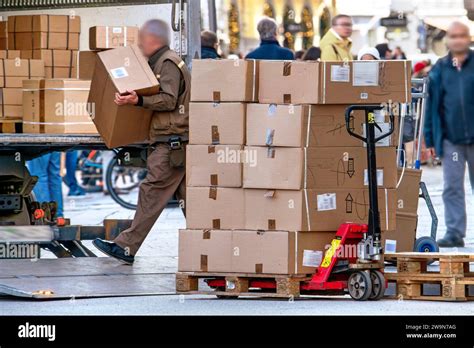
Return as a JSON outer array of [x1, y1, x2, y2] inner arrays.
[[320, 14, 353, 61]]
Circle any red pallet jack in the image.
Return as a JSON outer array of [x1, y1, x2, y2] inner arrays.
[[207, 105, 395, 301]]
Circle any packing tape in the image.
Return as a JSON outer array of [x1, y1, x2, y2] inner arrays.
[[200, 255, 208, 272], [211, 125, 220, 144], [283, 61, 292, 76], [207, 145, 216, 153], [202, 230, 211, 239], [212, 91, 221, 102], [263, 190, 275, 198], [105, 26, 109, 49], [212, 219, 220, 229], [266, 147, 275, 159], [304, 189, 311, 231], [305, 105, 312, 148], [384, 188, 389, 231], [268, 219, 276, 230], [252, 59, 257, 101], [210, 174, 218, 186], [123, 26, 127, 47], [303, 147, 308, 189], [265, 128, 275, 146], [209, 187, 217, 200], [283, 94, 291, 104], [0, 89, 3, 118], [322, 61, 327, 104], [255, 264, 263, 274]]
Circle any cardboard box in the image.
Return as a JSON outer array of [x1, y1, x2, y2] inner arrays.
[[189, 102, 245, 145], [383, 212, 417, 252], [0, 105, 22, 118], [88, 45, 159, 148], [89, 26, 139, 50], [0, 22, 8, 50], [9, 32, 80, 50], [258, 60, 411, 104], [186, 187, 245, 230], [23, 79, 97, 134], [0, 59, 45, 87], [0, 50, 20, 59], [191, 59, 258, 102], [243, 146, 398, 190], [178, 229, 334, 275], [244, 188, 397, 232], [246, 103, 398, 147], [0, 87, 23, 119], [186, 145, 243, 187], [397, 168, 422, 215], [78, 51, 97, 80], [21, 50, 78, 78], [7, 15, 81, 34]]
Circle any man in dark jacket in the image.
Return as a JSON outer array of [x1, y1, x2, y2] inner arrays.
[[424, 22, 474, 247], [201, 30, 221, 59], [246, 17, 294, 60]]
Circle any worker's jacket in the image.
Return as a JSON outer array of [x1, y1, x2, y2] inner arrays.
[[140, 46, 191, 143], [320, 29, 353, 62]]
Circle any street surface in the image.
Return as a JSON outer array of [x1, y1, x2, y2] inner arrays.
[[1, 165, 473, 315]]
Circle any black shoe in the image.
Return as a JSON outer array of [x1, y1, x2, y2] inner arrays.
[[93, 238, 135, 264], [437, 234, 465, 248]]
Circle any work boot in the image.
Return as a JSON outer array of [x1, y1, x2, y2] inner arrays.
[[93, 238, 135, 264], [437, 234, 465, 248]]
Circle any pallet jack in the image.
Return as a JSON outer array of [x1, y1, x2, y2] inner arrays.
[[207, 105, 395, 301]]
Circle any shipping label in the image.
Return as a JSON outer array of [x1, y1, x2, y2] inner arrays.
[[110, 67, 128, 79], [330, 65, 350, 82], [302, 250, 323, 267], [353, 61, 379, 86], [317, 193, 337, 211]]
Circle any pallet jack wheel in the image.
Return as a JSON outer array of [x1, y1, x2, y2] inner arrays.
[[369, 270, 385, 301], [348, 271, 372, 301]]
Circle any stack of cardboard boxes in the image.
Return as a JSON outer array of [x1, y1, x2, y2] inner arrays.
[[0, 21, 7, 50], [8, 15, 81, 79], [180, 59, 411, 276], [78, 25, 139, 80]]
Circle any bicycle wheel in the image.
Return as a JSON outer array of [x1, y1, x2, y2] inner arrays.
[[106, 157, 146, 210]]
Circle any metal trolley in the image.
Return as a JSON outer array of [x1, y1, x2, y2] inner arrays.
[[397, 78, 439, 253]]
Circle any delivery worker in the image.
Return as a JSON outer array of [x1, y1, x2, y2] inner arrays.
[[320, 14, 353, 61], [424, 21, 474, 248], [93, 19, 190, 264], [246, 17, 294, 60]]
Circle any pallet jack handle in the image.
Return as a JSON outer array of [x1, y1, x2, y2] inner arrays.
[[345, 105, 395, 260]]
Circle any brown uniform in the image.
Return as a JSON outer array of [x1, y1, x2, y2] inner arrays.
[[114, 46, 191, 256]]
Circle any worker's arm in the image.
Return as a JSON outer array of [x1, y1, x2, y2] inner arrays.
[[139, 60, 181, 112], [114, 60, 181, 111]]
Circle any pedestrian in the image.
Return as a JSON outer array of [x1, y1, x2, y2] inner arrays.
[[357, 47, 380, 61], [320, 14, 353, 61], [64, 151, 86, 196], [93, 19, 190, 263], [302, 46, 321, 61], [200, 30, 221, 59], [424, 21, 474, 247], [375, 43, 392, 60], [28, 153, 65, 226], [295, 50, 306, 60], [246, 17, 294, 60], [392, 46, 407, 60]]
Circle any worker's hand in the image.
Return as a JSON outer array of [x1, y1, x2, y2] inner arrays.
[[114, 90, 139, 106], [427, 147, 436, 158]]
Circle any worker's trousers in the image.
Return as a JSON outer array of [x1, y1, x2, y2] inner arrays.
[[114, 144, 186, 256], [442, 140, 474, 238]]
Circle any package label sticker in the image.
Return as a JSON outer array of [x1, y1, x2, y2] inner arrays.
[[110, 67, 128, 79], [267, 104, 277, 116], [385, 239, 397, 253], [362, 122, 392, 146], [364, 169, 384, 186], [317, 193, 337, 211], [360, 92, 369, 99], [112, 27, 123, 34], [353, 61, 379, 86], [302, 250, 323, 267], [330, 65, 350, 82]]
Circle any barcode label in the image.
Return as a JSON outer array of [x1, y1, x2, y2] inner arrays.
[[302, 250, 323, 267], [112, 27, 123, 34], [110, 67, 128, 79], [385, 239, 397, 253], [364, 169, 384, 186], [317, 193, 337, 211], [331, 65, 350, 82]]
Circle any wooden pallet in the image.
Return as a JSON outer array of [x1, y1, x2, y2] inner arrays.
[[0, 119, 22, 133], [176, 272, 311, 298], [385, 252, 474, 301]]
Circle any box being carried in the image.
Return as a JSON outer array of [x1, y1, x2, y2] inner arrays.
[[78, 51, 98, 80], [89, 26, 139, 50], [23, 79, 97, 134], [8, 15, 81, 50], [258, 60, 411, 104], [88, 45, 159, 148]]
